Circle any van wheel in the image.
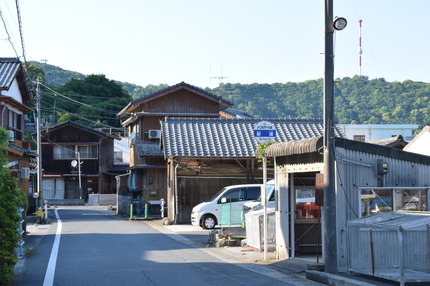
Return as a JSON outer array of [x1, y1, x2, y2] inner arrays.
[[201, 214, 217, 229]]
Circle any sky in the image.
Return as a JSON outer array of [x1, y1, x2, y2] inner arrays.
[[0, 0, 429, 89]]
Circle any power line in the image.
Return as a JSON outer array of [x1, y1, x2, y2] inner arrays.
[[15, 0, 26, 62], [0, 6, 19, 58], [41, 103, 119, 120], [39, 82, 122, 116]]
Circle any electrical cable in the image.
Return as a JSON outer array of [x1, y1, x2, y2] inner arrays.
[[39, 82, 123, 116], [15, 0, 26, 62], [0, 6, 19, 58]]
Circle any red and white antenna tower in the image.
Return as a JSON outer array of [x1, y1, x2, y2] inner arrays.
[[358, 19, 363, 76]]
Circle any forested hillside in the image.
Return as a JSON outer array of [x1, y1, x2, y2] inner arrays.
[[27, 61, 430, 128], [210, 77, 430, 127]]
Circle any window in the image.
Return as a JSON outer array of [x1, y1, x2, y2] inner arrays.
[[53, 145, 98, 160], [77, 145, 98, 159], [246, 187, 261, 200], [7, 110, 22, 140], [395, 189, 427, 211], [221, 188, 245, 203], [353, 135, 365, 142], [360, 188, 428, 217], [114, 151, 123, 163], [295, 188, 319, 219]]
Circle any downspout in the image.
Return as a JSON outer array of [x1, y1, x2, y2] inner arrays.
[[1, 103, 7, 126], [174, 161, 179, 223]]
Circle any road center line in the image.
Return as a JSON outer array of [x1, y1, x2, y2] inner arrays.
[[43, 209, 62, 286]]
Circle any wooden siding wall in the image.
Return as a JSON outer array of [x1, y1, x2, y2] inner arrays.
[[143, 91, 220, 114], [42, 126, 101, 142], [41, 144, 100, 175], [141, 168, 167, 201]]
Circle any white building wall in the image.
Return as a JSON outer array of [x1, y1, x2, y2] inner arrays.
[[404, 127, 430, 156], [338, 124, 419, 141], [3, 79, 22, 102], [114, 138, 130, 164]]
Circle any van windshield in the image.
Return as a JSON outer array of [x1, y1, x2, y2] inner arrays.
[[208, 187, 227, 202], [257, 183, 275, 202]]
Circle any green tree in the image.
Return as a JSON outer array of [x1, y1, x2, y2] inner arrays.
[[0, 128, 27, 285], [42, 74, 132, 128]]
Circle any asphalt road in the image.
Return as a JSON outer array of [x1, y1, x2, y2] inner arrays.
[[15, 206, 311, 286]]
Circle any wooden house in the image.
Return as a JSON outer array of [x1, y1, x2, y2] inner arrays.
[[116, 82, 232, 215], [0, 57, 37, 212], [161, 117, 345, 223], [40, 121, 119, 205]]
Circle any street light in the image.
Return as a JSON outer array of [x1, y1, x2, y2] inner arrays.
[[333, 17, 348, 31]]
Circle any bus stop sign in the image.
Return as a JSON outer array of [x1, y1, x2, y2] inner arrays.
[[254, 121, 277, 144]]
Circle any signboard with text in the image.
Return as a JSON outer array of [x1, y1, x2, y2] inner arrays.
[[254, 121, 277, 143]]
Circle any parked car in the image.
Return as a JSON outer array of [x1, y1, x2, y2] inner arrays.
[[191, 184, 262, 229], [242, 180, 275, 212]]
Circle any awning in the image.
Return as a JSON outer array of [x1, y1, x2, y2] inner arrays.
[[265, 136, 323, 157]]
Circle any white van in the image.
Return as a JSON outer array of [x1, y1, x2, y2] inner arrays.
[[191, 184, 262, 229], [242, 179, 276, 212]]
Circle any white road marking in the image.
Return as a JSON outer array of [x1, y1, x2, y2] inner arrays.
[[43, 209, 62, 286]]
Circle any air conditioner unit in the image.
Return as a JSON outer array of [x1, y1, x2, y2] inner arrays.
[[20, 167, 30, 179], [148, 129, 161, 139], [7, 130, 14, 142]]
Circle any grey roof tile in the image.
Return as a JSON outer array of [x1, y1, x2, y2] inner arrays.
[[135, 142, 163, 157], [0, 58, 21, 90], [161, 117, 344, 158]]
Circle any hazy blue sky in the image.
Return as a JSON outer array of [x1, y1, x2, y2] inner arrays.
[[1, 0, 428, 88]]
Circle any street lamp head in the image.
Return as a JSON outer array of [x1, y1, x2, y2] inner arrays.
[[333, 17, 347, 31]]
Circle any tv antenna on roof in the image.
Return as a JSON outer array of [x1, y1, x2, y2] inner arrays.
[[210, 66, 230, 96]]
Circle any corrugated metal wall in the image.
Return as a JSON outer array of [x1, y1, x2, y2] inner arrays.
[[335, 146, 430, 271]]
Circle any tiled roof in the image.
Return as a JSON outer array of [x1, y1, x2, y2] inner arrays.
[[161, 117, 345, 158], [135, 142, 163, 157], [0, 58, 21, 89], [368, 135, 408, 149]]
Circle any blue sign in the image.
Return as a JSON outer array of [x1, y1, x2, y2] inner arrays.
[[254, 121, 277, 143]]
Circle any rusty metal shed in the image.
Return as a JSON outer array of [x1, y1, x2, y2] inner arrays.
[[346, 211, 430, 286]]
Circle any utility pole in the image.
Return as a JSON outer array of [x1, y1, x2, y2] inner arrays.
[[41, 59, 48, 85], [36, 79, 42, 209], [323, 0, 347, 274], [76, 152, 82, 200], [323, 0, 337, 274]]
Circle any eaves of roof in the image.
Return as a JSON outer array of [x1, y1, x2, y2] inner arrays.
[[0, 95, 33, 112], [118, 82, 233, 117], [266, 136, 430, 166], [40, 120, 120, 140], [0, 58, 31, 105], [2, 143, 37, 157]]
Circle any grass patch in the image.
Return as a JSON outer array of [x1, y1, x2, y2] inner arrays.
[[24, 246, 36, 257]]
